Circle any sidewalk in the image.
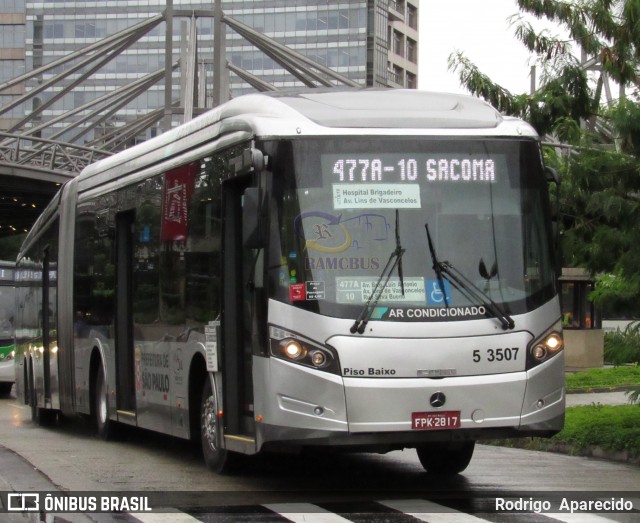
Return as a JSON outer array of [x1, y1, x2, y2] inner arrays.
[[565, 390, 634, 407], [0, 445, 96, 523]]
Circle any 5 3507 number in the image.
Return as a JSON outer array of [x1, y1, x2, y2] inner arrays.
[[472, 347, 519, 363]]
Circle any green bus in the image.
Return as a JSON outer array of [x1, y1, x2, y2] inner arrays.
[[0, 260, 15, 395]]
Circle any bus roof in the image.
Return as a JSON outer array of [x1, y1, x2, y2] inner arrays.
[[76, 88, 534, 189], [263, 89, 503, 129]]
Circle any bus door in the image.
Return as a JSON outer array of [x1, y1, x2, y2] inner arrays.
[[115, 210, 136, 419], [221, 176, 257, 443]]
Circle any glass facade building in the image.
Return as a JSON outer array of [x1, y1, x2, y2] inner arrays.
[[227, 1, 369, 93], [0, 0, 26, 129], [0, 0, 419, 143]]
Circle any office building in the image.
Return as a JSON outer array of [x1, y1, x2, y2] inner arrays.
[[0, 0, 26, 131], [0, 0, 419, 143]]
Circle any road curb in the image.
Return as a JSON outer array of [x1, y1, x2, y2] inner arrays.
[[488, 439, 640, 467], [534, 442, 640, 467], [566, 386, 637, 394]]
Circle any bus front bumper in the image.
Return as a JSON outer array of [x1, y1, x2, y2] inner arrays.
[[253, 353, 564, 452]]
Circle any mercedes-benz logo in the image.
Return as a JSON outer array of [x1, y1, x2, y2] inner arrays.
[[430, 391, 446, 408]]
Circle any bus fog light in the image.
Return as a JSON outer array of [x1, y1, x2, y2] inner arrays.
[[533, 346, 547, 360], [311, 350, 326, 367], [536, 399, 545, 409], [314, 406, 324, 416]]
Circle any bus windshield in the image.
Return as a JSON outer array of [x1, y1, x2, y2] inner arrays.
[[265, 137, 556, 322]]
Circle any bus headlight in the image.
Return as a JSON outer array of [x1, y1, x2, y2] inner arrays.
[[528, 328, 564, 369], [281, 340, 306, 360], [269, 326, 340, 374]]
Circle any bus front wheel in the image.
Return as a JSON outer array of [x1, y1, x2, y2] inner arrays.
[[200, 377, 235, 474], [416, 441, 475, 475]]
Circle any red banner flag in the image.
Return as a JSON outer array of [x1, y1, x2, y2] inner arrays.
[[161, 163, 197, 242]]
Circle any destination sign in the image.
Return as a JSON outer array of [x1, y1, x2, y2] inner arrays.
[[322, 153, 503, 185]]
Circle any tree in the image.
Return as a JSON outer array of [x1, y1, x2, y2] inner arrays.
[[449, 0, 640, 316], [449, 0, 640, 135], [558, 99, 640, 316]]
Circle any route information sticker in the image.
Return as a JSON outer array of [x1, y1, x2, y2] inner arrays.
[[333, 184, 421, 209], [336, 277, 426, 304]]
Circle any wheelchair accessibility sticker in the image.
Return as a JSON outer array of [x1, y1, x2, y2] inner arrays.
[[426, 279, 452, 306]]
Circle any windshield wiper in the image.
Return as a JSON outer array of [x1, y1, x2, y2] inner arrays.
[[351, 210, 405, 334], [424, 223, 515, 330], [425, 221, 449, 308]]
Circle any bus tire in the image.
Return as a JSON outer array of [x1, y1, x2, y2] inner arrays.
[[36, 407, 57, 427], [29, 364, 37, 423], [28, 363, 57, 426], [23, 363, 30, 406], [200, 377, 234, 474], [416, 441, 475, 475], [29, 374, 38, 422], [0, 382, 13, 396], [94, 365, 114, 440]]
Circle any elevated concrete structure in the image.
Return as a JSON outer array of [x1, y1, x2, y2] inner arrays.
[[0, 2, 370, 238]]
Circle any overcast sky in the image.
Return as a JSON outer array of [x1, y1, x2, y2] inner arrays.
[[418, 0, 536, 95]]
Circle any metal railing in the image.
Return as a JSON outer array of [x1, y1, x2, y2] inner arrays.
[[0, 132, 112, 176]]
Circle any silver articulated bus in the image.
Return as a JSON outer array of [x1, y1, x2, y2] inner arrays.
[[15, 89, 564, 474]]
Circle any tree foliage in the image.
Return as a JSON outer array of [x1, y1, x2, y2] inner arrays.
[[544, 106, 640, 314], [449, 0, 640, 315], [516, 0, 640, 84]]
